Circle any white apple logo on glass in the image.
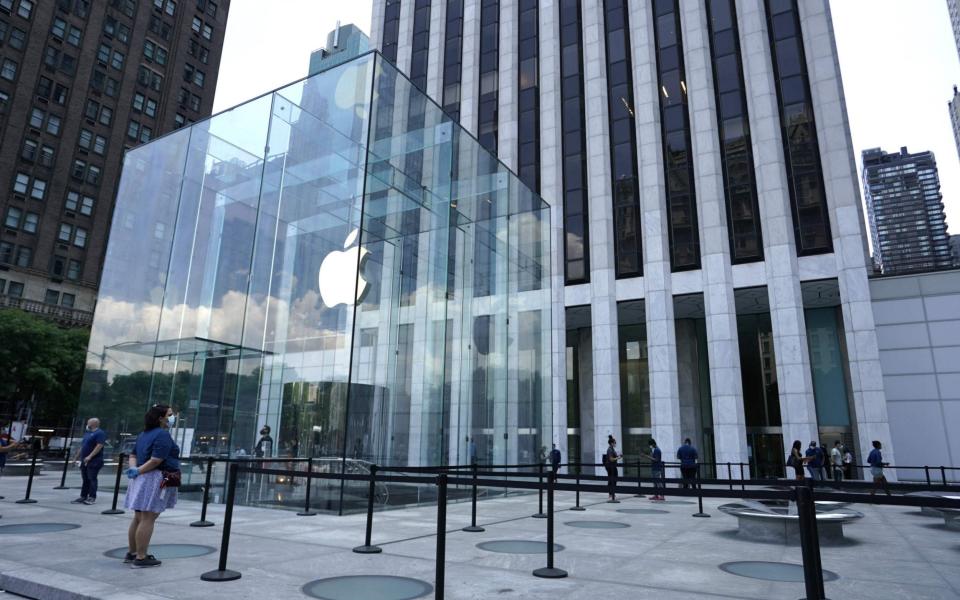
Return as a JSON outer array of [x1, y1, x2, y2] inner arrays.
[[319, 228, 370, 308]]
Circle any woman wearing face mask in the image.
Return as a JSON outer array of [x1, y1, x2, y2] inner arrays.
[[123, 404, 180, 568], [603, 435, 621, 503]]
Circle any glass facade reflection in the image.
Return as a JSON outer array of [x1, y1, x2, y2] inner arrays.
[[78, 52, 552, 511]]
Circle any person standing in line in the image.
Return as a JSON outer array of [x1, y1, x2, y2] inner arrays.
[[0, 432, 25, 489], [788, 440, 805, 481], [468, 437, 477, 465], [646, 438, 665, 501], [124, 405, 181, 568], [71, 418, 106, 505], [603, 435, 621, 502], [831, 441, 844, 486], [843, 446, 855, 480], [867, 440, 891, 496], [254, 425, 273, 458], [549, 443, 561, 474], [805, 441, 823, 481], [676, 438, 698, 489]]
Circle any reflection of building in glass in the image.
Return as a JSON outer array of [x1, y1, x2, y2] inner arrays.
[[77, 53, 553, 511], [372, 0, 901, 478], [863, 147, 954, 274]]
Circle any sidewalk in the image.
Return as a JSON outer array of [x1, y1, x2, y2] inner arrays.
[[0, 474, 958, 599]]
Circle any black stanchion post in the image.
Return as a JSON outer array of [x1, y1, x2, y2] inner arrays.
[[100, 453, 125, 514], [533, 472, 567, 579], [740, 463, 746, 491], [692, 467, 710, 518], [435, 473, 448, 600], [635, 460, 644, 497], [15, 448, 39, 504], [941, 466, 947, 485], [727, 462, 733, 491], [796, 485, 827, 600], [191, 456, 215, 527], [532, 462, 546, 518], [354, 464, 382, 553], [570, 466, 585, 511], [201, 462, 242, 582], [297, 457, 317, 516], [54, 445, 70, 490], [463, 463, 485, 532], [925, 466, 931, 486]]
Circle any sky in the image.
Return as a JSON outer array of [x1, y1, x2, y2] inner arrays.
[[212, 0, 960, 232]]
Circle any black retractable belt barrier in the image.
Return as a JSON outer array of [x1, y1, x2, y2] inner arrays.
[[941, 466, 948, 485], [297, 457, 317, 516], [435, 473, 448, 600], [796, 485, 827, 600], [727, 462, 733, 491], [925, 466, 932, 486], [635, 460, 644, 497], [15, 449, 39, 504], [532, 472, 567, 579], [532, 462, 546, 518], [692, 468, 710, 518], [353, 464, 382, 553], [191, 456, 216, 527], [462, 463, 485, 532], [100, 454, 125, 514], [570, 468, 585, 511], [201, 462, 242, 582], [54, 446, 70, 490]]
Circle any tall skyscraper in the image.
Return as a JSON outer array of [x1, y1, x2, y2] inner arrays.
[[308, 22, 370, 76], [0, 0, 229, 325], [950, 85, 960, 163], [370, 0, 894, 474], [862, 146, 954, 275], [949, 0, 960, 61]]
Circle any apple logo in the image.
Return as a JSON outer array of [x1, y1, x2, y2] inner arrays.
[[318, 228, 370, 307]]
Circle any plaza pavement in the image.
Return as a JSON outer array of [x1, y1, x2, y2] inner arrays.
[[0, 472, 958, 599]]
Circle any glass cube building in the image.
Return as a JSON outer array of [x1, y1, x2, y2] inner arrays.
[[77, 52, 553, 506]]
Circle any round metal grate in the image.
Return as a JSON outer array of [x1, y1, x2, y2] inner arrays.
[[719, 561, 839, 582], [302, 575, 433, 600], [617, 508, 668, 515], [104, 544, 216, 559], [476, 540, 565, 554], [563, 520, 630, 529]]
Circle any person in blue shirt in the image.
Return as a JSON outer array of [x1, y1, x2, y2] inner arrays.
[[676, 438, 698, 489], [124, 404, 181, 568], [867, 440, 891, 496], [805, 441, 824, 481], [549, 443, 561, 474], [646, 438, 665, 501], [71, 418, 106, 505]]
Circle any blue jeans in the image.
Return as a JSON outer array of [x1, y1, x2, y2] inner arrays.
[[80, 463, 102, 499], [807, 465, 823, 481]]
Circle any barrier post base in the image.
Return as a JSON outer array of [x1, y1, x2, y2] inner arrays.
[[101, 508, 124, 515], [533, 567, 568, 579], [296, 510, 318, 517], [569, 506, 586, 511], [531, 513, 547, 519], [352, 545, 382, 554], [462, 525, 485, 533], [190, 520, 215, 527], [692, 512, 711, 518], [53, 485, 70, 490], [201, 569, 242, 582], [15, 499, 37, 504], [606, 499, 620, 504]]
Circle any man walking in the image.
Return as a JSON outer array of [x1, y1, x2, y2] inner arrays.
[[805, 441, 824, 481], [676, 438, 698, 490], [72, 418, 106, 505], [831, 441, 844, 486], [549, 443, 561, 473]]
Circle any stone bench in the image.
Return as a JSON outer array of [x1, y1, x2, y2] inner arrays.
[[942, 508, 960, 531], [905, 492, 960, 517], [718, 500, 863, 544]]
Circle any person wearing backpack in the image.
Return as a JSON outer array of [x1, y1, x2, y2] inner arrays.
[[788, 440, 804, 480], [603, 435, 621, 502]]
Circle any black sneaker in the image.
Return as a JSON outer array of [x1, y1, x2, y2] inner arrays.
[[132, 555, 161, 568], [70, 497, 86, 504], [82, 498, 96, 505], [123, 552, 136, 563]]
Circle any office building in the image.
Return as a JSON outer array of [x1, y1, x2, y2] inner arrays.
[[951, 85, 960, 166], [371, 0, 896, 476], [949, 0, 960, 62], [0, 0, 228, 326], [308, 22, 370, 75], [863, 146, 953, 275]]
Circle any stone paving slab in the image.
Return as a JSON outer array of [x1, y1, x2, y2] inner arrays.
[[1, 475, 958, 599]]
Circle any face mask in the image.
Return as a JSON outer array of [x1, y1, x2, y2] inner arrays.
[[166, 415, 176, 427], [261, 429, 268, 436]]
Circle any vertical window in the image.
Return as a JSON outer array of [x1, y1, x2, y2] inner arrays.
[[15, 246, 31, 268], [29, 107, 44, 129], [61, 292, 75, 307], [605, 0, 642, 277], [47, 114, 61, 135], [4, 206, 21, 228], [45, 289, 60, 304], [22, 212, 38, 233], [381, 0, 401, 63], [764, 0, 832, 254], [16, 0, 31, 19], [653, 0, 701, 270], [74, 227, 87, 247], [51, 16, 67, 38], [1, 58, 17, 81], [517, 0, 539, 192], [30, 178, 46, 199], [707, 0, 763, 262], [13, 172, 29, 194], [408, 0, 430, 89], [560, 0, 589, 283], [477, 0, 499, 154], [58, 223, 72, 241], [441, 0, 464, 120], [67, 258, 81, 280]]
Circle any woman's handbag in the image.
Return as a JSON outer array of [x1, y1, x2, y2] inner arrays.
[[160, 469, 182, 488]]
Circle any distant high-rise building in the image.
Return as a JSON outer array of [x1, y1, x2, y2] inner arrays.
[[950, 86, 960, 164], [0, 0, 229, 326], [308, 22, 369, 76], [951, 234, 960, 265], [863, 147, 954, 274], [949, 0, 960, 61]]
